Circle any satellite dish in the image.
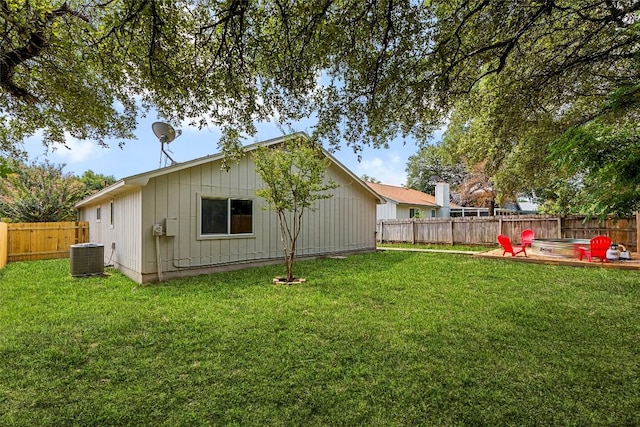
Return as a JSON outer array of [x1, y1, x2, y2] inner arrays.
[[152, 122, 181, 143], [152, 122, 182, 167]]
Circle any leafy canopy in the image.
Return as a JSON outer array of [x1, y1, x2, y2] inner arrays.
[[434, 1, 640, 216], [405, 144, 467, 195], [77, 170, 117, 197], [0, 161, 115, 222], [1, 0, 437, 161], [0, 160, 84, 222], [2, 1, 639, 216]]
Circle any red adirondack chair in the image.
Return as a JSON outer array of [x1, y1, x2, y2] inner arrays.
[[521, 229, 535, 247], [497, 234, 527, 257], [578, 235, 612, 262]]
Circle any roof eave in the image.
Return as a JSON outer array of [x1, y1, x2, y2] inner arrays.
[[321, 150, 386, 204], [395, 202, 441, 209], [75, 131, 386, 207]]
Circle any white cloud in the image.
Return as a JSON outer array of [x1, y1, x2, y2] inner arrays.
[[50, 135, 101, 163], [354, 152, 407, 186]]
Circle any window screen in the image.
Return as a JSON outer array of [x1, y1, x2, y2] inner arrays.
[[201, 198, 253, 235], [230, 200, 252, 234], [201, 198, 228, 234]]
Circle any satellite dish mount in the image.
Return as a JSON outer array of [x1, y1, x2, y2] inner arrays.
[[152, 122, 182, 167]]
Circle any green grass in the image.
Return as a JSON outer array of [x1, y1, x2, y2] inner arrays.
[[0, 253, 638, 426]]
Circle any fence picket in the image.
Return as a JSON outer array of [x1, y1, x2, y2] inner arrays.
[[0, 222, 90, 265], [0, 222, 7, 269]]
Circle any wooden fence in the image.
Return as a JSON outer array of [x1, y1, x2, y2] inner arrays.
[[377, 214, 639, 252], [0, 222, 89, 268], [0, 222, 7, 269]]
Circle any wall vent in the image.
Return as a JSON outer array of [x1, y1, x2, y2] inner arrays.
[[70, 243, 104, 277]]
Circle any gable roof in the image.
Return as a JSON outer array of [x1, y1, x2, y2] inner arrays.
[[76, 132, 384, 208], [366, 182, 440, 208]]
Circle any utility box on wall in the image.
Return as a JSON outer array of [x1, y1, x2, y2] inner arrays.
[[165, 217, 178, 237]]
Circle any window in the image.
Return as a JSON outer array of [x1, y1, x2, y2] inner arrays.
[[109, 201, 114, 227], [200, 197, 253, 236], [230, 200, 253, 234], [201, 199, 227, 234], [96, 207, 101, 222]]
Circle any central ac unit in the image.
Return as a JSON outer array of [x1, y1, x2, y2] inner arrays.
[[70, 243, 104, 277]]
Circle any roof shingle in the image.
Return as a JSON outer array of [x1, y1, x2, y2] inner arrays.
[[366, 182, 440, 207]]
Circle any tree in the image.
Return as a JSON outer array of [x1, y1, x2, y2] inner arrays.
[[439, 77, 557, 208], [433, 2, 640, 217], [77, 170, 117, 197], [360, 175, 380, 184], [535, 176, 584, 216], [548, 118, 640, 217], [1, 1, 138, 156], [0, 160, 84, 222], [405, 144, 468, 195], [3, 1, 638, 215], [1, 0, 438, 161], [455, 162, 497, 215], [0, 157, 13, 178], [252, 134, 338, 283]]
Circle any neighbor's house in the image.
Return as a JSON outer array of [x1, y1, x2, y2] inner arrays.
[[76, 133, 384, 283], [496, 198, 539, 215], [366, 182, 456, 219]]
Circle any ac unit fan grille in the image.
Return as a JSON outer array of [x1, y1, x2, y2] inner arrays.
[[70, 244, 104, 277]]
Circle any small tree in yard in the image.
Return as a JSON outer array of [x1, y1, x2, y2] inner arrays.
[[253, 135, 339, 283]]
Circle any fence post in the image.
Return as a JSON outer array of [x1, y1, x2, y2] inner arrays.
[[557, 217, 562, 238], [450, 219, 454, 245], [0, 222, 7, 269], [380, 220, 384, 243], [412, 220, 416, 244]]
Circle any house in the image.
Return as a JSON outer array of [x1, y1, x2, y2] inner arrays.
[[75, 133, 384, 283], [496, 197, 539, 215], [366, 182, 455, 219]]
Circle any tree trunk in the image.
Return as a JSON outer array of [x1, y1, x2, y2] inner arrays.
[[286, 253, 295, 282]]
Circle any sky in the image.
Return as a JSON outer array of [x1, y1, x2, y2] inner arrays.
[[22, 114, 437, 187]]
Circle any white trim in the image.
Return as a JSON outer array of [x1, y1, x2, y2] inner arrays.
[[109, 200, 114, 229]]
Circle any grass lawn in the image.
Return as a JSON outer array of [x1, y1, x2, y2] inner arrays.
[[0, 252, 638, 426]]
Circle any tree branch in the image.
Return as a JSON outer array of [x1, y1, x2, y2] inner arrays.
[[0, 2, 90, 103]]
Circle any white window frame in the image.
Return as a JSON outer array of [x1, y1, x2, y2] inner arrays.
[[109, 201, 114, 229], [197, 194, 254, 240]]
